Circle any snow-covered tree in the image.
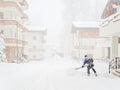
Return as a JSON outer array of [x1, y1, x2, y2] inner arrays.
[[0, 30, 7, 62]]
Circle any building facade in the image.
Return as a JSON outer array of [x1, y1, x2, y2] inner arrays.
[[72, 22, 110, 60], [0, 0, 28, 62], [24, 28, 47, 61], [100, 0, 120, 59]]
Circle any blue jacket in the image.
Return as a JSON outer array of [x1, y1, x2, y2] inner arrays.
[[83, 57, 87, 65]]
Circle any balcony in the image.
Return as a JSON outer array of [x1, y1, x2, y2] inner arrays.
[[0, 0, 28, 9], [0, 20, 28, 32], [0, 1, 27, 19], [21, 13, 28, 21], [100, 12, 120, 36], [4, 38, 27, 46], [18, 0, 28, 9]]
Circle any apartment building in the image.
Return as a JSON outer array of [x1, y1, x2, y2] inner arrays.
[[0, 0, 28, 62], [72, 22, 111, 60], [100, 0, 120, 59], [24, 27, 47, 61]]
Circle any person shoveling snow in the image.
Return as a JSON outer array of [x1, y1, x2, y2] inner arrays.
[[81, 55, 97, 76]]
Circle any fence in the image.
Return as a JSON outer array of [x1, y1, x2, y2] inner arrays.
[[109, 57, 120, 73]]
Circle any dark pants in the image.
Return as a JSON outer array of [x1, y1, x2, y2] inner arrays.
[[87, 64, 96, 75]]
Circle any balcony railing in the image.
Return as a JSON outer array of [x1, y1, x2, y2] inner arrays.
[[18, 0, 28, 9], [100, 12, 120, 28], [0, 1, 27, 18], [109, 57, 120, 73], [0, 20, 28, 32], [4, 38, 27, 45]]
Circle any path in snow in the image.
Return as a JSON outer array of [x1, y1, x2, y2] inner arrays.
[[0, 56, 119, 90]]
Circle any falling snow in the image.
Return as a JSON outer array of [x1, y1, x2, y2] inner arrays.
[[0, 56, 119, 90]]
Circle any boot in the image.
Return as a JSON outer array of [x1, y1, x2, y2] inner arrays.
[[95, 73, 97, 77], [88, 74, 90, 76]]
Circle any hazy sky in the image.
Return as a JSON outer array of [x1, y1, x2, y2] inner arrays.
[[26, 0, 64, 26], [26, 0, 108, 26], [26, 0, 108, 51], [26, 0, 70, 50]]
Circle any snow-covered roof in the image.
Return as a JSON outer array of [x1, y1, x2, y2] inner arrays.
[[72, 21, 100, 28], [26, 25, 47, 31]]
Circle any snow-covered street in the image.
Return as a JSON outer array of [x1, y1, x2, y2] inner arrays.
[[0, 56, 119, 90]]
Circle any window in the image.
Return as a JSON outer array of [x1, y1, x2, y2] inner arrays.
[[0, 12, 3, 19]]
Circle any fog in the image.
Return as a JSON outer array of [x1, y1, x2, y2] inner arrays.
[[26, 0, 108, 55]]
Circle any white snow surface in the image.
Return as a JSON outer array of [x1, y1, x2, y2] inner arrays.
[[0, 56, 119, 90]]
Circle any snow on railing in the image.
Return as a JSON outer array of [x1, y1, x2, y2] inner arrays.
[[109, 57, 120, 73], [100, 12, 120, 28]]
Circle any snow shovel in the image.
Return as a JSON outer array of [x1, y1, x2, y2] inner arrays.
[[74, 65, 87, 70], [74, 67, 83, 70]]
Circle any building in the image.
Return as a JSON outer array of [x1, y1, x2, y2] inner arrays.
[[0, 0, 28, 62], [100, 0, 120, 59], [72, 22, 110, 60], [24, 27, 47, 61]]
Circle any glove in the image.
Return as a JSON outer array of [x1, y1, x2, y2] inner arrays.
[[82, 65, 84, 68]]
